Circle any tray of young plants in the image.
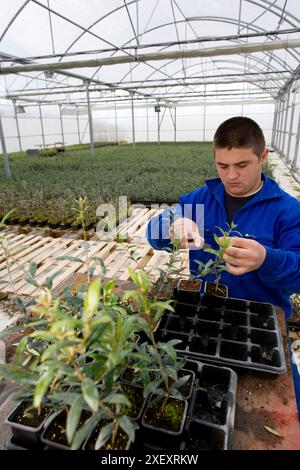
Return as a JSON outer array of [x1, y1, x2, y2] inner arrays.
[[156, 286, 287, 374], [121, 358, 237, 451], [0, 273, 236, 452]]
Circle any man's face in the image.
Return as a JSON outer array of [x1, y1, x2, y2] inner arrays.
[[214, 147, 268, 197]]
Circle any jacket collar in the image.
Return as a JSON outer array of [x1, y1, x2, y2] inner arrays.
[[205, 173, 283, 207]]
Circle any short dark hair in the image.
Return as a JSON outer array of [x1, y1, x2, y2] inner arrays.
[[213, 116, 266, 157]]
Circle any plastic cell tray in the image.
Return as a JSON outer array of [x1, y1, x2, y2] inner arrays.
[[156, 291, 287, 374], [131, 359, 237, 451]]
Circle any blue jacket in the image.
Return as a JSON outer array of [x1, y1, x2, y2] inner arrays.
[[147, 174, 300, 318]]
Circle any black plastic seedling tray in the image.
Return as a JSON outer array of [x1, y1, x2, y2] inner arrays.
[[5, 359, 237, 451], [130, 359, 237, 451], [156, 291, 286, 375]]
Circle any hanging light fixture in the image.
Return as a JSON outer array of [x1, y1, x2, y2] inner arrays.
[[16, 105, 26, 113], [44, 71, 55, 79]]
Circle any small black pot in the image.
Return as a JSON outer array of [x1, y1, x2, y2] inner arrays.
[[142, 394, 188, 436], [5, 400, 51, 449], [204, 281, 228, 298], [174, 279, 202, 305]]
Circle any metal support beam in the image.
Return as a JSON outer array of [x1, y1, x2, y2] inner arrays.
[[174, 107, 177, 143], [86, 82, 94, 158], [271, 100, 278, 148], [277, 99, 284, 149], [76, 108, 81, 144], [292, 110, 300, 172], [281, 86, 291, 160], [38, 104, 45, 146], [146, 106, 149, 144], [59, 104, 64, 144], [157, 103, 161, 146], [286, 92, 296, 163], [130, 92, 136, 149], [12, 100, 22, 152], [114, 101, 118, 143], [5, 74, 292, 99], [0, 114, 11, 178], [203, 87, 207, 141], [2, 38, 300, 75]]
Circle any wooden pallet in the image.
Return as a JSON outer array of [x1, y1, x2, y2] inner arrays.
[[0, 208, 189, 297]]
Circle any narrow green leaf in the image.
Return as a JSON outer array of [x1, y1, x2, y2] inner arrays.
[[66, 396, 83, 444], [83, 278, 101, 323], [29, 262, 37, 278], [45, 270, 64, 290], [71, 412, 103, 450], [128, 267, 140, 287], [104, 393, 130, 407], [26, 347, 40, 357], [33, 368, 55, 408], [56, 256, 84, 264], [25, 277, 40, 288], [14, 297, 26, 314], [0, 209, 15, 226], [80, 241, 90, 251], [118, 415, 137, 443], [15, 336, 29, 364], [82, 378, 99, 412], [89, 257, 106, 275], [95, 422, 114, 450]]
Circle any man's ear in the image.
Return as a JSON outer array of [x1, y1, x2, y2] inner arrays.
[[260, 148, 269, 166]]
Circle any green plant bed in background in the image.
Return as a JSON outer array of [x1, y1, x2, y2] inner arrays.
[[0, 142, 274, 227]]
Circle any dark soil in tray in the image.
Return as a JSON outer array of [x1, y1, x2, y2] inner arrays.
[[9, 402, 51, 428], [84, 420, 129, 450], [184, 422, 225, 450], [143, 396, 186, 433], [192, 390, 227, 425]]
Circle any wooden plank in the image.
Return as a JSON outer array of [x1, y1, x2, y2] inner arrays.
[[0, 236, 53, 273], [76, 242, 117, 275], [0, 235, 45, 266], [50, 242, 108, 289], [0, 233, 30, 256], [18, 241, 110, 296], [16, 241, 89, 296], [118, 245, 154, 280], [142, 250, 168, 279], [125, 209, 159, 241], [100, 248, 128, 278], [1, 238, 75, 294], [115, 208, 149, 239]]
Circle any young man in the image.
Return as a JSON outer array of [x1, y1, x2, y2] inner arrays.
[[147, 116, 300, 319]]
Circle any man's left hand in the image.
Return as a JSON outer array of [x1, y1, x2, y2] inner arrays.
[[222, 237, 266, 275]]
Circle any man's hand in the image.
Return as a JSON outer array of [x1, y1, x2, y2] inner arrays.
[[222, 237, 266, 275], [169, 218, 204, 249]]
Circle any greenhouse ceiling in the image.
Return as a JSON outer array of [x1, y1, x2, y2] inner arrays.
[[0, 0, 300, 110]]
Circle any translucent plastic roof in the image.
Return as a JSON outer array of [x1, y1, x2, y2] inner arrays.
[[0, 0, 300, 108]]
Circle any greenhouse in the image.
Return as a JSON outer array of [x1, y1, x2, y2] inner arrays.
[[0, 0, 300, 454]]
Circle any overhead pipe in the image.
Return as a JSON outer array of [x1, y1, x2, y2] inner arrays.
[[1, 38, 300, 75]]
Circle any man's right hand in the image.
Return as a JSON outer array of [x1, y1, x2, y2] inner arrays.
[[169, 217, 204, 249]]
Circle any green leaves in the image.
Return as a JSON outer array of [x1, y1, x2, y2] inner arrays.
[[95, 421, 114, 450], [29, 261, 37, 278], [83, 278, 101, 323], [71, 411, 104, 450], [0, 209, 15, 227], [82, 378, 99, 412], [56, 256, 84, 264], [33, 367, 56, 408], [118, 415, 137, 443], [66, 396, 83, 444]]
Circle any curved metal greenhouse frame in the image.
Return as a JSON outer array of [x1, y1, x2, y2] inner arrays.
[[0, 0, 299, 175]]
